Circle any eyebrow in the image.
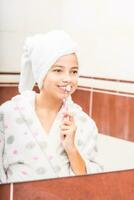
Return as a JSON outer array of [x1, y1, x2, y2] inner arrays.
[[52, 65, 79, 69]]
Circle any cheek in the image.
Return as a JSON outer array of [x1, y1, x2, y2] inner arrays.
[[72, 77, 78, 86], [42, 76, 58, 91], [71, 78, 78, 92]]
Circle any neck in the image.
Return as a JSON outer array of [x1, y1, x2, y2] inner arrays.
[[35, 91, 63, 113]]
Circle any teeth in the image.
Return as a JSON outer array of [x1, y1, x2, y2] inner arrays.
[[60, 86, 66, 90], [59, 85, 71, 92]]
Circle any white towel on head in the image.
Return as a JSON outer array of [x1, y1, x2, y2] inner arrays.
[[18, 30, 78, 93]]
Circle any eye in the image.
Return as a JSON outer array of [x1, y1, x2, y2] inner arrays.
[[53, 69, 62, 73], [72, 70, 78, 74]]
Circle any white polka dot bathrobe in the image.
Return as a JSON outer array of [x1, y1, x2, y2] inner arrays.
[[0, 91, 102, 183]]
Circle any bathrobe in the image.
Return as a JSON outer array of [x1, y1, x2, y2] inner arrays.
[[0, 91, 102, 183]]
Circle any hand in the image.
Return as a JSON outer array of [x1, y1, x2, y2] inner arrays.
[[60, 112, 77, 154], [60, 112, 87, 175]]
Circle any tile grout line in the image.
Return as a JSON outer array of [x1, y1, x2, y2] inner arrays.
[[78, 86, 134, 97], [10, 183, 14, 200], [89, 89, 93, 117]]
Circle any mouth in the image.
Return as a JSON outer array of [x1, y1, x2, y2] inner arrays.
[[58, 85, 71, 93]]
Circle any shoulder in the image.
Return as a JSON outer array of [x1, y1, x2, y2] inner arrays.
[[0, 90, 35, 113], [12, 90, 35, 102], [0, 99, 15, 113], [73, 102, 97, 128]]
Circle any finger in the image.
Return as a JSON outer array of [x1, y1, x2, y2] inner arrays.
[[60, 130, 70, 140], [64, 112, 75, 122], [62, 119, 71, 126], [61, 125, 70, 131], [68, 114, 74, 122], [63, 111, 73, 118], [63, 113, 70, 121], [61, 130, 70, 137]]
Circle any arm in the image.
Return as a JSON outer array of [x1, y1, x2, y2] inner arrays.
[[66, 146, 87, 175], [60, 113, 87, 175]]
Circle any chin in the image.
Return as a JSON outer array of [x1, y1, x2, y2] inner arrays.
[[57, 94, 69, 101]]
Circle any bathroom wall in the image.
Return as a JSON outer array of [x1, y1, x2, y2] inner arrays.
[[62, 0, 134, 81], [0, 0, 62, 73]]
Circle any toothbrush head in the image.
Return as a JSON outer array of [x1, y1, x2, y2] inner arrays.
[[66, 85, 71, 92]]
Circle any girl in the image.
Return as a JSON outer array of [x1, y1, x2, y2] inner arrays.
[[0, 30, 102, 183]]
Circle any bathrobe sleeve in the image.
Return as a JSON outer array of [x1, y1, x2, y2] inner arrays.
[[0, 109, 7, 183], [69, 111, 103, 175], [79, 118, 103, 174]]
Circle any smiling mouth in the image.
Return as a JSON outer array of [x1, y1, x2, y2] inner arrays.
[[58, 85, 71, 93], [65, 85, 71, 92]]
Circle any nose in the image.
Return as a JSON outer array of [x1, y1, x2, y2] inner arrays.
[[62, 72, 71, 83]]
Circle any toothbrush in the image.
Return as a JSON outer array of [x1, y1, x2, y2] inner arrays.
[[63, 85, 71, 117], [62, 85, 71, 138]]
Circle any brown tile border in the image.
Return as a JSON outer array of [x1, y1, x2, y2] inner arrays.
[[0, 85, 134, 141], [0, 184, 10, 200], [12, 169, 134, 200], [92, 92, 134, 142], [72, 90, 91, 115]]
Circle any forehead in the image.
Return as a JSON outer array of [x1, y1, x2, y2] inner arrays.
[[53, 53, 78, 67]]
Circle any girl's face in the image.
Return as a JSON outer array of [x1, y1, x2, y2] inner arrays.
[[42, 53, 79, 100]]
